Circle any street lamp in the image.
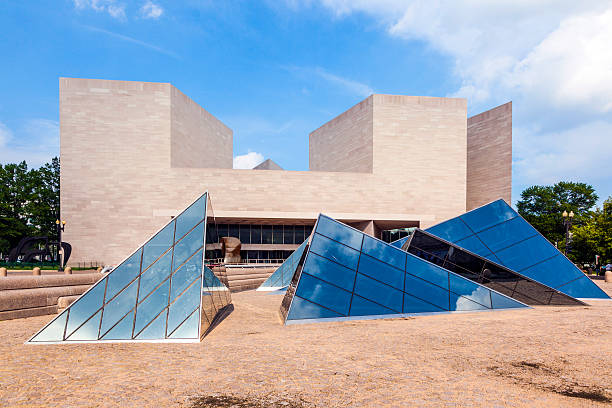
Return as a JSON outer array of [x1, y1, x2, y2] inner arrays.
[[562, 210, 574, 256], [56, 219, 66, 271]]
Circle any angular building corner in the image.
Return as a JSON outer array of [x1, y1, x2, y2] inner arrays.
[[27, 192, 232, 344], [424, 199, 610, 300], [279, 214, 531, 325]]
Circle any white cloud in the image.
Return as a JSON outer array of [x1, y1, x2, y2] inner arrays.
[[73, 0, 127, 21], [140, 1, 163, 19], [291, 1, 612, 199], [233, 152, 265, 169]]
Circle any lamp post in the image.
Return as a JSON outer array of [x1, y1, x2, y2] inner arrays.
[[56, 219, 66, 271], [562, 210, 574, 256]]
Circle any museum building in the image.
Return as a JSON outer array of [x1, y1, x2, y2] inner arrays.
[[59, 77, 512, 266]]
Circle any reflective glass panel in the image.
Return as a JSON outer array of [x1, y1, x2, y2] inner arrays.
[[174, 195, 206, 241], [302, 252, 356, 292], [101, 309, 134, 340], [167, 278, 202, 334], [407, 231, 450, 260], [449, 273, 491, 308], [66, 310, 102, 341], [390, 236, 409, 248], [519, 254, 584, 289], [272, 225, 283, 244], [173, 221, 204, 270], [404, 273, 449, 310], [490, 291, 526, 309], [283, 225, 294, 244], [309, 233, 360, 270], [477, 216, 538, 252], [315, 216, 363, 250], [449, 293, 489, 311], [426, 217, 473, 242], [445, 246, 486, 279], [138, 249, 172, 299], [135, 310, 166, 340], [405, 254, 449, 289], [168, 309, 199, 338], [100, 278, 138, 336], [361, 235, 406, 271], [353, 273, 402, 312], [296, 273, 352, 315], [262, 225, 272, 244], [357, 254, 404, 290], [495, 235, 558, 272], [350, 294, 396, 316], [134, 278, 170, 335], [66, 278, 106, 336], [239, 224, 250, 244], [556, 276, 610, 299], [454, 235, 491, 258], [142, 221, 175, 271], [286, 296, 342, 320], [459, 199, 516, 233], [106, 249, 141, 301], [402, 293, 445, 313], [30, 310, 68, 342], [251, 225, 261, 244], [171, 249, 203, 302]]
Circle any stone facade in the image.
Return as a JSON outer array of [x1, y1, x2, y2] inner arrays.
[[466, 102, 512, 210], [59, 77, 510, 265]]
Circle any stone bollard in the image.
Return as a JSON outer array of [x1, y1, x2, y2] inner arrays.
[[32, 267, 41, 276], [0, 267, 7, 277], [64, 266, 73, 275], [605, 270, 612, 283]]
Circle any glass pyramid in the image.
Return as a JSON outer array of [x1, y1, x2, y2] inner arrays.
[[257, 239, 309, 291], [280, 215, 530, 324], [28, 192, 232, 343], [403, 229, 583, 306], [424, 199, 609, 299]]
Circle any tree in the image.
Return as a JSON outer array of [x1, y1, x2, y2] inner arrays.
[[516, 182, 598, 259], [0, 158, 60, 257], [0, 161, 34, 256], [572, 197, 612, 264], [26, 157, 60, 237]]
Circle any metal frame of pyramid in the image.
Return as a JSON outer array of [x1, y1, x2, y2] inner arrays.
[[27, 192, 232, 344], [280, 214, 531, 325]]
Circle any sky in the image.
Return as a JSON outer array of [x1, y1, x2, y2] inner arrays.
[[1, 0, 611, 205]]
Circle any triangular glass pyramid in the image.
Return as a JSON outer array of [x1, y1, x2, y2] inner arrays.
[[423, 199, 609, 299], [28, 192, 232, 344], [280, 215, 530, 324], [257, 239, 309, 291], [403, 229, 584, 306]]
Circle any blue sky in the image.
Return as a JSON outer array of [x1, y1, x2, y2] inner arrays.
[[1, 1, 611, 205]]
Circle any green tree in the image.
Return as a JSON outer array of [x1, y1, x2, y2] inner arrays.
[[572, 196, 612, 264], [0, 158, 60, 258], [516, 181, 598, 259], [26, 157, 60, 237]]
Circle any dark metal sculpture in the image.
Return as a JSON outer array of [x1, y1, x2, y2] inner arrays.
[[6, 237, 71, 267]]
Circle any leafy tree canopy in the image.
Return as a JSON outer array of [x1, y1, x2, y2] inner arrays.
[[0, 157, 60, 257]]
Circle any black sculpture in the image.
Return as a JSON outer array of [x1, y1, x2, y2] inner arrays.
[[7, 237, 71, 267]]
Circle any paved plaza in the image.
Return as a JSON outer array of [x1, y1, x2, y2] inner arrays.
[[0, 281, 611, 407]]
